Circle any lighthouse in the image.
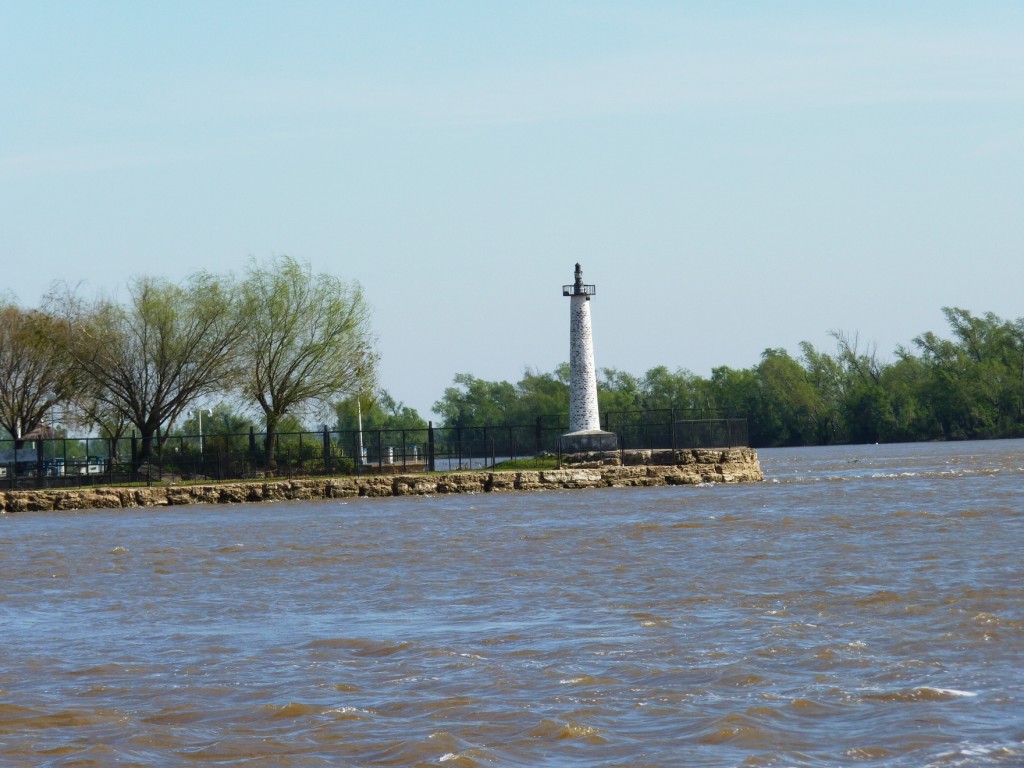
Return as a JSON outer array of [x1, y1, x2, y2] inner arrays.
[[561, 263, 617, 453]]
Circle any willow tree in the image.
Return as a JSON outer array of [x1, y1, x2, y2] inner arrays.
[[236, 256, 377, 469], [48, 274, 245, 465], [0, 303, 79, 446]]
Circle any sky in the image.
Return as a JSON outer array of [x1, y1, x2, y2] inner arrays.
[[3, 2, 1023, 420]]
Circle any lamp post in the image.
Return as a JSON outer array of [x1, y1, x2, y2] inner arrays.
[[197, 408, 212, 454], [357, 396, 365, 465]]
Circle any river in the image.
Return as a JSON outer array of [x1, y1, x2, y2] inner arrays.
[[1, 440, 1022, 766]]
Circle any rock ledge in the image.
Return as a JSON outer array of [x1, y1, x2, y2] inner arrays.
[[1, 448, 762, 513]]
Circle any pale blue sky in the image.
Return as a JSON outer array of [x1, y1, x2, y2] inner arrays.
[[3, 2, 1022, 419]]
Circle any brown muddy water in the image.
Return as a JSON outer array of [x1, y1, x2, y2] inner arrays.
[[1, 440, 1023, 767]]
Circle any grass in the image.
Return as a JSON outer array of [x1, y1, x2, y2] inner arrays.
[[490, 456, 560, 471]]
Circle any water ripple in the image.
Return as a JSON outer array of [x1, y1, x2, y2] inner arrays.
[[2, 440, 1023, 766]]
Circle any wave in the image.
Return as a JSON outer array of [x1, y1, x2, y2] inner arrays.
[[858, 686, 977, 703]]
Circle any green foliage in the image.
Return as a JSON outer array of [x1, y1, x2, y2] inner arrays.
[[434, 365, 712, 433], [433, 373, 521, 427], [0, 303, 79, 442], [749, 349, 820, 446], [798, 341, 846, 443], [45, 274, 246, 465], [173, 402, 258, 437], [516, 367, 570, 422], [169, 402, 260, 454], [913, 308, 1024, 439], [432, 307, 1024, 448], [334, 390, 427, 432], [273, 414, 316, 457], [236, 255, 378, 467]]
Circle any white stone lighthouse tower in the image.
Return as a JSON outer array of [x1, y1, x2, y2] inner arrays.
[[561, 263, 617, 453]]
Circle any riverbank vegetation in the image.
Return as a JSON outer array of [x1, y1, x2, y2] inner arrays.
[[434, 308, 1024, 447]]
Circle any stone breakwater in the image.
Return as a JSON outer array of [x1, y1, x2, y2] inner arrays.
[[1, 448, 762, 513]]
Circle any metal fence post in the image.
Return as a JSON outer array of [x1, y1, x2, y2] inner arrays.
[[35, 438, 44, 488]]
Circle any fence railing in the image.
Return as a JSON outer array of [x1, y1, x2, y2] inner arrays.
[[1, 411, 748, 490]]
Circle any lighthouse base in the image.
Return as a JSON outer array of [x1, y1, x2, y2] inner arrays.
[[559, 429, 619, 455]]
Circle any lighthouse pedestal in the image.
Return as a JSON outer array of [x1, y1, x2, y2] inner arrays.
[[559, 428, 618, 455]]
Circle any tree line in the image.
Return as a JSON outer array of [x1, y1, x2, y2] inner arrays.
[[432, 308, 1024, 447], [4, 271, 1022, 455]]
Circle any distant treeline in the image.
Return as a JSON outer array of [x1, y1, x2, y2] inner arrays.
[[432, 307, 1024, 448]]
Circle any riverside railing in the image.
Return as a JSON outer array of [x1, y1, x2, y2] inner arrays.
[[1, 411, 749, 490], [600, 409, 749, 451]]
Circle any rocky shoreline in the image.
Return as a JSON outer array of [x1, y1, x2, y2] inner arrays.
[[1, 447, 762, 513]]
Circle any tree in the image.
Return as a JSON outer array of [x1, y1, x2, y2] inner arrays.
[[334, 389, 427, 433], [433, 373, 518, 427], [799, 341, 847, 443], [879, 351, 936, 442], [236, 256, 377, 469], [47, 274, 245, 465], [172, 402, 259, 455], [829, 331, 897, 443], [598, 368, 643, 416], [63, 376, 134, 456], [512, 367, 569, 426], [641, 366, 705, 413], [707, 365, 767, 444], [755, 348, 822, 446], [913, 308, 1024, 438], [0, 303, 78, 447]]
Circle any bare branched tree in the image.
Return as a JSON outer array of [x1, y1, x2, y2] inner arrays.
[[830, 330, 882, 385]]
